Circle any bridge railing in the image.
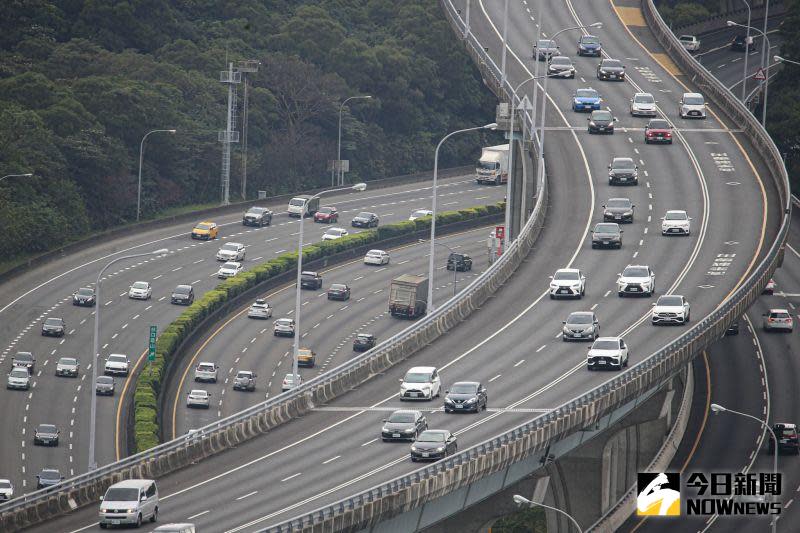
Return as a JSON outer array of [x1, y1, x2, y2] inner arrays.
[[257, 1, 791, 530]]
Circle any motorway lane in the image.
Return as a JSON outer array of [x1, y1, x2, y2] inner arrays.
[[0, 175, 503, 495], [26, 1, 783, 530], [171, 227, 493, 437]]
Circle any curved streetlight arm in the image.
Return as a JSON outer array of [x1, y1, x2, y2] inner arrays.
[[137, 129, 177, 221], [513, 494, 583, 533], [775, 55, 800, 66], [0, 173, 33, 182], [337, 95, 372, 186]]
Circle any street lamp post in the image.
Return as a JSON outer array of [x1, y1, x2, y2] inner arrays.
[[738, 0, 752, 103], [710, 403, 777, 533], [427, 123, 497, 313], [337, 96, 372, 187], [290, 183, 367, 391], [88, 248, 168, 472], [0, 173, 33, 183], [513, 494, 583, 533], [728, 21, 771, 125], [137, 129, 176, 222]]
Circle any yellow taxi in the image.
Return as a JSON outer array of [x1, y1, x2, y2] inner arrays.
[[191, 221, 219, 240], [297, 348, 316, 368]]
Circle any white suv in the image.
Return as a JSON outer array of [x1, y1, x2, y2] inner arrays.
[[216, 242, 246, 262], [104, 354, 130, 376], [549, 268, 586, 299], [617, 265, 655, 297], [399, 366, 441, 401], [587, 337, 629, 370], [679, 92, 706, 119], [661, 210, 691, 236], [194, 362, 219, 383], [652, 295, 691, 325]]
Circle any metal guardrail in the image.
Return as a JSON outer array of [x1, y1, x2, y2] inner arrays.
[[0, 5, 546, 530], [258, 1, 792, 530]]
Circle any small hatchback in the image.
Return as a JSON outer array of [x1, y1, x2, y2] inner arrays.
[[562, 311, 600, 341], [99, 479, 159, 528], [763, 309, 793, 332]]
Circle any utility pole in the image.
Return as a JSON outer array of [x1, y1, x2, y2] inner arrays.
[[219, 62, 241, 205], [238, 60, 259, 200]]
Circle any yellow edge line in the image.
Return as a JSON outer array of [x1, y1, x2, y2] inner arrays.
[[115, 346, 149, 460]]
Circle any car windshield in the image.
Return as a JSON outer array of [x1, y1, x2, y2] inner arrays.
[[412, 210, 430, 217], [14, 353, 32, 362], [97, 377, 113, 384], [198, 364, 215, 371], [665, 211, 687, 220], [357, 212, 373, 218], [247, 207, 266, 215], [276, 319, 292, 326], [554, 271, 580, 281], [40, 470, 60, 480], [634, 94, 655, 103], [595, 224, 619, 233], [223, 262, 238, 269], [190, 390, 208, 397], [357, 334, 373, 340], [607, 199, 631, 209], [289, 198, 306, 207], [576, 89, 598, 98], [59, 358, 77, 365], [196, 223, 211, 230], [108, 355, 127, 363], [284, 374, 296, 382], [684, 95, 704, 105], [329, 229, 345, 235], [44, 318, 62, 326], [404, 372, 432, 383], [568, 313, 593, 324], [538, 39, 556, 48], [680, 35, 694, 41], [658, 296, 683, 306], [771, 312, 791, 319], [367, 251, 382, 257], [104, 487, 139, 501], [777, 426, 797, 438], [330, 284, 347, 290], [649, 120, 669, 129], [623, 267, 649, 277], [388, 412, 416, 423], [603, 60, 622, 68], [236, 372, 252, 379], [10, 368, 28, 377], [301, 271, 317, 277], [593, 340, 620, 350], [581, 36, 600, 44], [0, 481, 11, 489], [132, 282, 148, 289], [77, 288, 93, 296], [418, 432, 446, 443], [613, 159, 634, 169], [38, 424, 57, 433], [450, 383, 478, 394], [551, 57, 570, 65], [319, 207, 334, 214], [593, 111, 612, 121], [222, 243, 239, 251]]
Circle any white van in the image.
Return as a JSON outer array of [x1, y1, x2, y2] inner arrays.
[[151, 524, 196, 533], [99, 479, 159, 528]]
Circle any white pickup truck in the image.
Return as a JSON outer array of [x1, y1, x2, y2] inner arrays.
[[678, 35, 700, 52]]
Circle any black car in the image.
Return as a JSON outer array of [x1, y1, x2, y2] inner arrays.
[[444, 381, 487, 413], [608, 157, 638, 185], [95, 376, 115, 396], [730, 35, 756, 52], [171, 284, 195, 305], [327, 283, 351, 301], [446, 253, 473, 272], [588, 110, 616, 134], [41, 317, 66, 337], [242, 206, 273, 226], [351, 211, 380, 228], [410, 430, 458, 461], [725, 321, 740, 335], [381, 410, 427, 441], [72, 287, 96, 307], [591, 223, 623, 249], [353, 333, 377, 352], [36, 468, 63, 490], [603, 198, 635, 223], [12, 352, 35, 373], [300, 271, 323, 290], [597, 58, 626, 81], [769, 423, 800, 455], [34, 424, 59, 446]]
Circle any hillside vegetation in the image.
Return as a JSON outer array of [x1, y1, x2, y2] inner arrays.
[[0, 1, 497, 260]]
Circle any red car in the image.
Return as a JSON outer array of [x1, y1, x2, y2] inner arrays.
[[763, 278, 775, 295], [314, 206, 338, 223], [644, 119, 672, 144]]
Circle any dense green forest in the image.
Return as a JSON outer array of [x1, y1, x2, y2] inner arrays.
[[0, 1, 497, 260], [655, 0, 722, 28]]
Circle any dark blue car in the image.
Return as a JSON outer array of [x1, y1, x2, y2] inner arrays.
[[577, 35, 602, 56], [572, 88, 602, 112]]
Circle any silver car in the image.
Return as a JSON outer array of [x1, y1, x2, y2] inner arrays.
[[55, 357, 79, 377], [679, 92, 707, 119], [763, 309, 794, 332], [248, 299, 273, 319], [562, 311, 599, 341], [274, 318, 295, 337], [629, 92, 657, 117], [6, 367, 31, 390], [186, 389, 211, 408], [95, 376, 115, 396]]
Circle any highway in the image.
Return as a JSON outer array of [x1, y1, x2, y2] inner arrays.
[[0, 174, 504, 495], [22, 0, 785, 531]]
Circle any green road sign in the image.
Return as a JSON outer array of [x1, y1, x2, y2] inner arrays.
[[149, 325, 157, 362]]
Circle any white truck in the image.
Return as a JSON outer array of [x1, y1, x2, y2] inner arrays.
[[476, 144, 509, 185], [287, 195, 320, 217]]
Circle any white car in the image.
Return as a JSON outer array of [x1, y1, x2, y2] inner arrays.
[[652, 295, 691, 325], [273, 318, 295, 337], [6, 367, 31, 390], [399, 366, 441, 401], [549, 268, 586, 299], [217, 261, 243, 279], [617, 265, 655, 297], [364, 249, 390, 265], [216, 242, 246, 262], [282, 373, 302, 392], [194, 362, 219, 383], [661, 210, 691, 236], [409, 209, 433, 221], [0, 479, 13, 501], [763, 309, 794, 332], [678, 35, 700, 52], [247, 298, 273, 319], [322, 227, 348, 241], [104, 354, 130, 376], [187, 389, 211, 408], [629, 92, 657, 117], [587, 337, 629, 370], [128, 281, 152, 300], [55, 357, 80, 377], [679, 92, 706, 119]]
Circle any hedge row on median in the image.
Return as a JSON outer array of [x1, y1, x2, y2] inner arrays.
[[133, 202, 505, 452]]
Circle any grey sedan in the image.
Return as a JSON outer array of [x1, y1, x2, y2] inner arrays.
[[591, 223, 623, 249], [562, 311, 600, 341]]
